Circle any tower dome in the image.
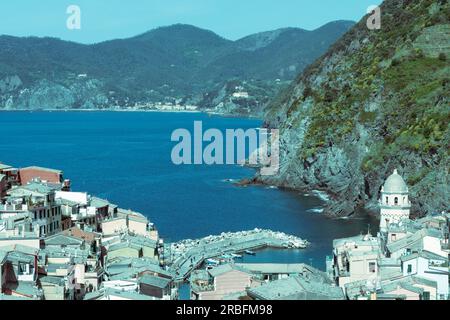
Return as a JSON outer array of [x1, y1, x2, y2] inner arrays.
[[382, 169, 408, 193], [379, 169, 411, 232]]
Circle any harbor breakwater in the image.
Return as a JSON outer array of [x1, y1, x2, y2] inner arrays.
[[167, 229, 309, 281]]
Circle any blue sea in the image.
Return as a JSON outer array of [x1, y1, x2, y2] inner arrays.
[[0, 111, 378, 270]]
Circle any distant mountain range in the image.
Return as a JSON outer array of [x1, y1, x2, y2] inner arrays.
[[0, 21, 354, 112]]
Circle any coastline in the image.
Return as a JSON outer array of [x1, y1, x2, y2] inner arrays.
[[236, 175, 378, 221], [0, 108, 263, 121], [0, 108, 202, 114]]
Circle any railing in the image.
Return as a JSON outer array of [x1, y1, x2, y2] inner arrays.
[[440, 242, 450, 250]]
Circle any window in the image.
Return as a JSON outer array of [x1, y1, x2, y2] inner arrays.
[[407, 264, 412, 274], [394, 197, 399, 205], [391, 234, 397, 241], [385, 197, 389, 204], [422, 292, 430, 300], [369, 262, 376, 273]]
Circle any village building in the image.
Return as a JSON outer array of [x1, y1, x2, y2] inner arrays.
[[106, 256, 170, 278], [330, 233, 380, 288], [1, 161, 447, 301], [247, 274, 344, 300], [106, 234, 159, 263], [39, 275, 72, 300], [6, 182, 63, 237], [0, 244, 42, 299], [399, 250, 448, 299], [101, 208, 158, 240], [19, 166, 70, 191], [235, 263, 329, 283], [101, 279, 138, 292], [84, 287, 156, 300], [56, 192, 96, 228], [379, 276, 438, 300], [138, 274, 176, 300], [329, 169, 449, 300], [190, 264, 257, 300]]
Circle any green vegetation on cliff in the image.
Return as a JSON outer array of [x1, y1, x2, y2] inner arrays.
[[263, 0, 449, 216], [0, 22, 354, 112]]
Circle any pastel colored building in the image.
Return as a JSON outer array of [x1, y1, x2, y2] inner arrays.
[[19, 166, 70, 191], [190, 264, 255, 300], [331, 234, 380, 289]]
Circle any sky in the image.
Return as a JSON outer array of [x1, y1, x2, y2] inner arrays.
[[0, 0, 383, 43]]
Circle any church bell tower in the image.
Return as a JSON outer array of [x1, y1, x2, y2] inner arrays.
[[379, 169, 411, 232]]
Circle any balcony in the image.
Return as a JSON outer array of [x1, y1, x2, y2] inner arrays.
[[17, 272, 36, 282]]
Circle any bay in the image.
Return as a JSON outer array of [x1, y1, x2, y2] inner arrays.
[[0, 111, 378, 271]]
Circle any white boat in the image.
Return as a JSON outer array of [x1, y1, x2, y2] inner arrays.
[[206, 258, 219, 266]]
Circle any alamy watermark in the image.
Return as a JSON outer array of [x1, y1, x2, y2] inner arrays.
[[170, 121, 279, 176], [67, 5, 81, 30], [366, 5, 381, 30]]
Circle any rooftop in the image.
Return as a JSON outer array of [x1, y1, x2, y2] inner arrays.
[[84, 288, 156, 300], [39, 276, 66, 286], [381, 275, 437, 295], [382, 169, 408, 194], [8, 182, 57, 196], [0, 163, 13, 171], [4, 281, 41, 298], [248, 275, 344, 300], [386, 228, 442, 253], [235, 263, 323, 276], [62, 227, 99, 243], [207, 263, 251, 278], [90, 197, 111, 208], [400, 250, 448, 262], [139, 275, 171, 289], [333, 233, 379, 249], [0, 244, 39, 256], [44, 234, 85, 247], [21, 166, 62, 174]]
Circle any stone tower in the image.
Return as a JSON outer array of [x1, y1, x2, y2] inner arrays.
[[379, 169, 411, 232]]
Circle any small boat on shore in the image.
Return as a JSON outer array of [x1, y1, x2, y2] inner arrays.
[[231, 253, 243, 259], [206, 258, 219, 266], [244, 250, 256, 256]]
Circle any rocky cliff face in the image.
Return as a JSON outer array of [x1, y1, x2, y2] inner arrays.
[[0, 76, 109, 110], [196, 79, 289, 116], [260, 0, 449, 217]]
